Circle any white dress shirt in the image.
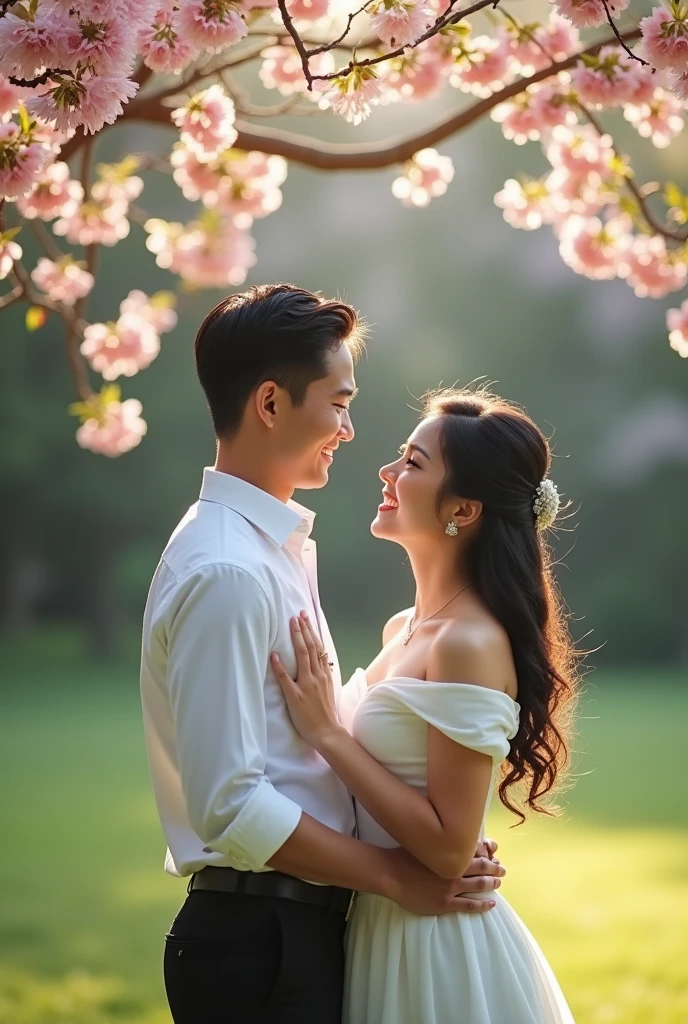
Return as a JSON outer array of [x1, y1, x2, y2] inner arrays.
[[140, 468, 356, 878]]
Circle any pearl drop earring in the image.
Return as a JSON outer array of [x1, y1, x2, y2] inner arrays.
[[445, 522, 458, 536]]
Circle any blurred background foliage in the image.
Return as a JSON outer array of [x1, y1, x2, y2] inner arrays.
[[2, 105, 688, 663], [1, 31, 687, 1022]]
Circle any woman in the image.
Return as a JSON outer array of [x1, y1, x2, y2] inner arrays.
[[271, 386, 579, 1024]]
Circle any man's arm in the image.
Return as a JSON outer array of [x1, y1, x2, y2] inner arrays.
[[166, 564, 502, 913]]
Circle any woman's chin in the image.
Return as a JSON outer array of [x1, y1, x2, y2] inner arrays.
[[370, 515, 392, 539]]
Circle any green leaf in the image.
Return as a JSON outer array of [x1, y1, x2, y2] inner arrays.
[[150, 290, 176, 309], [9, 4, 31, 21], [663, 182, 688, 225], [0, 226, 22, 244], [664, 182, 685, 208], [25, 307, 47, 332], [17, 103, 32, 136]]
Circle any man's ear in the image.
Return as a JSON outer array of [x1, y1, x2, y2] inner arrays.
[[254, 381, 280, 428]]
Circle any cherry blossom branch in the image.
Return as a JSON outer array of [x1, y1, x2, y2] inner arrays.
[[600, 0, 648, 65], [220, 70, 306, 118], [31, 218, 65, 261], [130, 43, 273, 109], [10, 260, 93, 399], [110, 26, 642, 171], [306, 0, 377, 57], [277, 0, 313, 86], [581, 103, 688, 243], [8, 68, 72, 87], [0, 283, 23, 309], [501, 9, 685, 244], [311, 0, 493, 81]]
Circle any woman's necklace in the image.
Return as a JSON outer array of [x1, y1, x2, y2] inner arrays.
[[402, 580, 474, 646]]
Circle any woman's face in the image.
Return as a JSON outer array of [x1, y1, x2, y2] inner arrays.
[[371, 417, 455, 543]]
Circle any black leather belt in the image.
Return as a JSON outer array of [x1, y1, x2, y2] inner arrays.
[[190, 866, 354, 916]]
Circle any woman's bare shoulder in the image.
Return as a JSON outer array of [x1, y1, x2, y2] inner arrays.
[[427, 616, 518, 697]]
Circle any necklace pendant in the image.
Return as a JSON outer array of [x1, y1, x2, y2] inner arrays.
[[402, 621, 413, 646]]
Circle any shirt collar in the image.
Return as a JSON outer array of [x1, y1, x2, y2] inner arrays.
[[199, 468, 315, 547]]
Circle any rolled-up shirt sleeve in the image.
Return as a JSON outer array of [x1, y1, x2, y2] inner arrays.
[[166, 562, 303, 871]]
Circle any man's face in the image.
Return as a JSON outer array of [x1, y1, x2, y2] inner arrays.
[[274, 343, 357, 491]]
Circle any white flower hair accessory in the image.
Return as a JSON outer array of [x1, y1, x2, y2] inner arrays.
[[533, 478, 560, 531]]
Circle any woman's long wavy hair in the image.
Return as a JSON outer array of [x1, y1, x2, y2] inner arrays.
[[424, 386, 581, 823]]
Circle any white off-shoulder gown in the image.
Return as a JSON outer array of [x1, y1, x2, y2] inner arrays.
[[338, 669, 575, 1024]]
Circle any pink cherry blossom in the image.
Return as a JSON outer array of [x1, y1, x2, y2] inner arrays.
[[31, 256, 94, 304], [61, 15, 138, 78], [617, 234, 688, 297], [287, 0, 330, 20], [557, 215, 628, 279], [27, 74, 139, 135], [545, 165, 611, 221], [491, 93, 544, 145], [177, 0, 247, 53], [552, 0, 630, 30], [499, 14, 580, 75], [494, 177, 556, 230], [531, 80, 579, 128], [138, 9, 199, 74], [0, 7, 74, 80], [546, 124, 615, 182], [172, 84, 237, 158], [145, 215, 257, 287], [91, 159, 144, 203], [624, 87, 684, 146], [16, 160, 83, 220], [81, 313, 161, 380], [54, 196, 130, 246], [259, 47, 334, 95], [451, 35, 511, 97], [0, 236, 22, 280], [171, 144, 222, 201], [76, 396, 148, 457], [208, 151, 288, 219], [322, 68, 383, 125], [0, 121, 48, 200], [0, 75, 26, 121], [666, 67, 688, 97], [492, 83, 576, 144], [380, 37, 452, 102], [625, 64, 657, 103], [392, 148, 454, 207], [54, 0, 159, 28], [546, 12, 582, 58], [667, 298, 688, 356], [571, 46, 639, 107], [119, 289, 178, 334], [369, 0, 434, 48], [639, 4, 688, 72]]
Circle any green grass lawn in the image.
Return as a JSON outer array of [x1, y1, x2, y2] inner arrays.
[[1, 640, 687, 1024]]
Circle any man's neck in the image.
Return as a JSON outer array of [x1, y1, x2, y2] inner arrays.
[[214, 442, 294, 504]]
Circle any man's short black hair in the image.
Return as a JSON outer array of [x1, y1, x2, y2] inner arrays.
[[194, 283, 364, 438]]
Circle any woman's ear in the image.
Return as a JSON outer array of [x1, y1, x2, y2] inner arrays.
[[453, 498, 483, 529]]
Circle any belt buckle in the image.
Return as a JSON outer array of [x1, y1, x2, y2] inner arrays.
[[344, 890, 357, 922]]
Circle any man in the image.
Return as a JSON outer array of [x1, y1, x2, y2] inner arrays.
[[140, 283, 504, 1024]]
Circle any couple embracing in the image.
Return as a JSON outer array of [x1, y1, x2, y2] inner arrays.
[[140, 283, 577, 1024]]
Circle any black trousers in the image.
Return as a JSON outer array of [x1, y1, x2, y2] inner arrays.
[[163, 888, 347, 1024]]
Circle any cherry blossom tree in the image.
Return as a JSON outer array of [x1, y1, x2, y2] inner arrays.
[[1, 0, 687, 455]]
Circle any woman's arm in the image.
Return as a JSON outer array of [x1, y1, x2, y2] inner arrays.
[[272, 612, 502, 880]]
